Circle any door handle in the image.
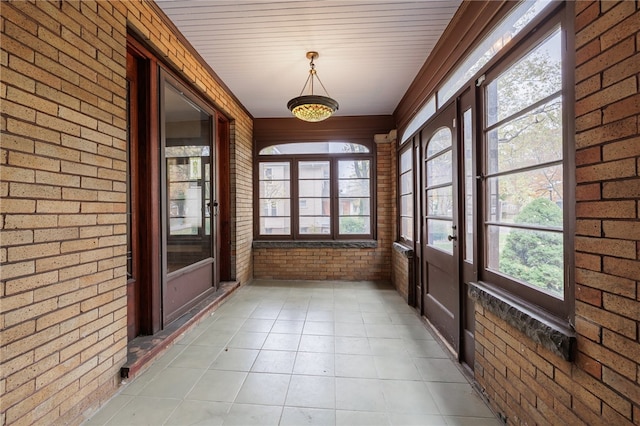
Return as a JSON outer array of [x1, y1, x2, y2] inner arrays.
[[447, 234, 457, 241]]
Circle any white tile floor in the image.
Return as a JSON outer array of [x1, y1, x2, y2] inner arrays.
[[85, 280, 501, 426]]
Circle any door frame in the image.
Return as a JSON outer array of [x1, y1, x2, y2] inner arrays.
[[126, 33, 229, 336], [126, 38, 162, 336]]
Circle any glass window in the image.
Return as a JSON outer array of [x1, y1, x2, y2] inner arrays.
[[259, 162, 291, 235], [256, 142, 373, 240], [260, 142, 369, 155], [438, 0, 553, 105], [399, 147, 413, 242], [483, 27, 564, 300], [299, 161, 330, 235], [339, 159, 371, 235], [463, 108, 474, 262], [163, 82, 213, 273], [401, 96, 436, 143], [425, 128, 453, 254]]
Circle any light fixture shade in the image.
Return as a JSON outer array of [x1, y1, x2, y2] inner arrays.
[[288, 52, 339, 122], [287, 95, 339, 122]]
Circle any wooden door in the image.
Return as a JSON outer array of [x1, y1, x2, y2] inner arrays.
[[421, 101, 460, 350]]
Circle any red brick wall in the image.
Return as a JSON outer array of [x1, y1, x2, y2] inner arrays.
[[391, 248, 410, 301], [0, 1, 253, 424], [475, 2, 640, 424], [253, 136, 395, 282]]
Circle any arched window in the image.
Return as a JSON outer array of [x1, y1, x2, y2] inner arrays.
[[256, 142, 374, 240]]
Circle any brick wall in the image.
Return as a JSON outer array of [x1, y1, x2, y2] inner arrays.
[[0, 1, 252, 424], [391, 248, 410, 302], [253, 136, 395, 282], [475, 2, 640, 424]]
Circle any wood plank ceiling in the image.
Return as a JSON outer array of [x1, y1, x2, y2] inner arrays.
[[156, 0, 462, 118]]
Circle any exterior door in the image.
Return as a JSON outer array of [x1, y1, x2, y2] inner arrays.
[[161, 76, 218, 325], [421, 101, 460, 350]]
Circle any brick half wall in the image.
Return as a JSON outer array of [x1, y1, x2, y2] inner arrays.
[[475, 2, 640, 424]]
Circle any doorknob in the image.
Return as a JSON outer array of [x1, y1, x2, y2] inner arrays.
[[447, 234, 457, 241]]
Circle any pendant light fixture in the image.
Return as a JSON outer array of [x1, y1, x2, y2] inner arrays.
[[287, 51, 339, 122]]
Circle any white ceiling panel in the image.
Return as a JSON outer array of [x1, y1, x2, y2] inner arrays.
[[156, 0, 462, 118]]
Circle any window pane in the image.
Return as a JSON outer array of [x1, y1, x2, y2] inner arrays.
[[402, 96, 436, 143], [400, 194, 413, 217], [426, 128, 452, 157], [339, 179, 369, 197], [259, 161, 291, 236], [426, 151, 452, 186], [164, 82, 212, 273], [300, 216, 330, 234], [463, 108, 474, 262], [340, 216, 370, 234], [260, 217, 290, 235], [260, 141, 369, 155], [486, 225, 563, 299], [338, 160, 371, 236], [399, 148, 413, 242], [483, 24, 565, 302], [299, 180, 329, 197], [487, 30, 562, 126], [401, 217, 414, 241], [427, 219, 453, 253], [427, 186, 453, 217], [299, 198, 329, 215], [339, 198, 370, 215], [400, 172, 412, 194], [299, 161, 330, 235], [487, 97, 562, 174], [400, 149, 412, 173], [339, 160, 370, 178], [487, 165, 563, 228], [260, 162, 290, 179], [259, 180, 290, 198], [260, 199, 290, 216], [299, 161, 330, 179]]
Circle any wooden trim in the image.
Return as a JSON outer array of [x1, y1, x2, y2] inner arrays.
[[217, 114, 232, 281], [394, 1, 517, 131], [126, 35, 163, 334], [254, 116, 395, 153]]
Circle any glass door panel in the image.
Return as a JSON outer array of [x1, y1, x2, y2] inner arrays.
[[164, 83, 212, 273], [162, 78, 215, 324]]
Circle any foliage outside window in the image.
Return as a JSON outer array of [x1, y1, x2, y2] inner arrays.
[[438, 0, 553, 105], [483, 28, 564, 299], [257, 142, 373, 240]]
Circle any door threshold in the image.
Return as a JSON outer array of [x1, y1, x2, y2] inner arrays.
[[120, 281, 240, 380]]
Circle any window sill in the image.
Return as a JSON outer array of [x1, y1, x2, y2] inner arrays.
[[468, 281, 575, 361], [253, 240, 378, 249], [393, 242, 414, 258]]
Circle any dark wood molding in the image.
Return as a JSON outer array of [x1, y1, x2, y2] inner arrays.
[[254, 115, 395, 152], [394, 1, 517, 131]]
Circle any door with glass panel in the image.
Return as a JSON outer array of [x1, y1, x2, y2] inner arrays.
[[162, 77, 217, 324], [421, 101, 460, 349]]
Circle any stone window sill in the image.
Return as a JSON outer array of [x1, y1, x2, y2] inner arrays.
[[393, 242, 414, 258], [468, 281, 576, 361], [253, 240, 378, 249]]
